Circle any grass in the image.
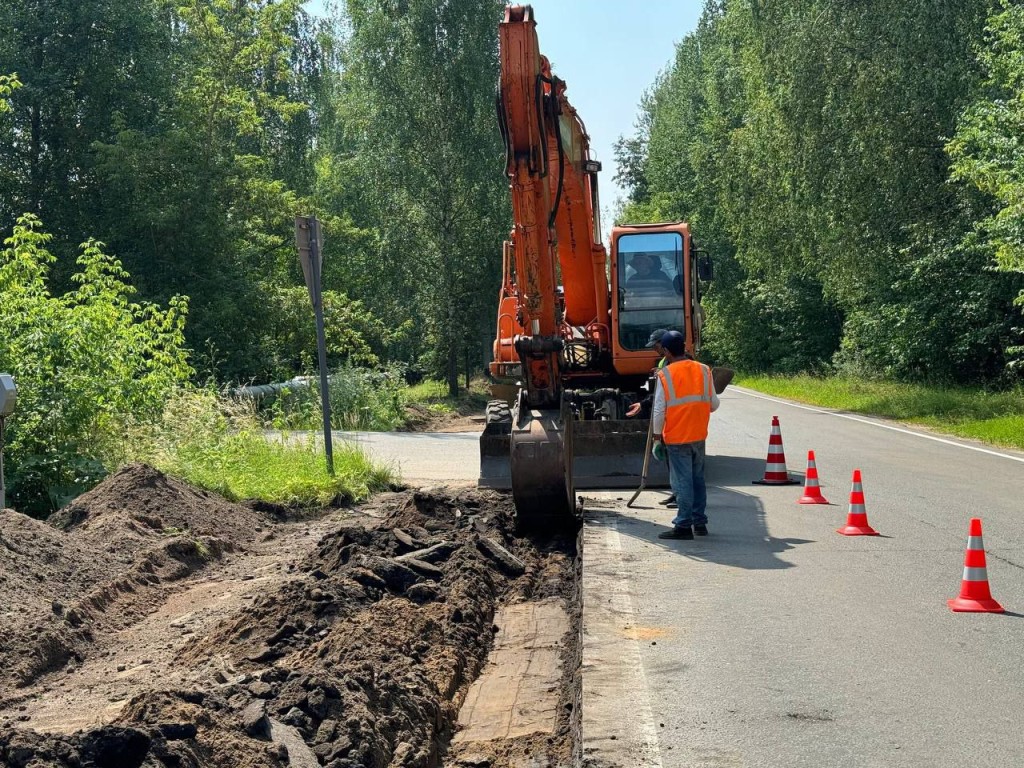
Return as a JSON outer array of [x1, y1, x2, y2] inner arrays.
[[403, 377, 490, 419], [118, 390, 396, 506], [259, 369, 493, 433], [736, 374, 1024, 450]]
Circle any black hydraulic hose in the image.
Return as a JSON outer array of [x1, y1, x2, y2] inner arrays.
[[538, 74, 565, 229], [548, 83, 565, 229], [534, 74, 549, 178], [495, 89, 512, 176]]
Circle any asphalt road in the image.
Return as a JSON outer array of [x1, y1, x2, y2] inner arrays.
[[582, 387, 1024, 768], [337, 390, 1024, 767]]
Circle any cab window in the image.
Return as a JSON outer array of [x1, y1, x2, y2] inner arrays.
[[617, 232, 685, 351]]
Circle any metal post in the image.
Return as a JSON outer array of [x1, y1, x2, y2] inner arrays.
[[309, 220, 334, 476], [296, 216, 334, 477], [0, 417, 6, 510]]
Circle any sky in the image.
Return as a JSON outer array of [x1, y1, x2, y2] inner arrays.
[[304, 0, 704, 224]]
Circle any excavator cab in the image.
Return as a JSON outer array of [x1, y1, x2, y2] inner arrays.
[[480, 224, 701, 500]]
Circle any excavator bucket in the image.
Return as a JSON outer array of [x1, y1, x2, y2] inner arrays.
[[479, 418, 670, 491], [479, 420, 514, 488], [571, 420, 670, 489]]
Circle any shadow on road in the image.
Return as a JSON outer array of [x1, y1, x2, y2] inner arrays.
[[582, 453, 814, 570], [705, 454, 804, 486]]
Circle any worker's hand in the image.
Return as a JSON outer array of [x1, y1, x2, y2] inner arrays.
[[626, 402, 642, 417], [652, 440, 666, 462]]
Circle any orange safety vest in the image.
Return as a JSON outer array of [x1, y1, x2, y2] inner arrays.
[[657, 359, 713, 444]]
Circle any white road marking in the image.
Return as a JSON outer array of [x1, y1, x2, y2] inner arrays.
[[582, 516, 664, 767], [732, 387, 1024, 464]]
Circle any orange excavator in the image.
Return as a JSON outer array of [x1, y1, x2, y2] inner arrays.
[[480, 5, 718, 524]]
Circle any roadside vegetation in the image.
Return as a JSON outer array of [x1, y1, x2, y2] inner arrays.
[[737, 375, 1024, 451], [260, 372, 491, 432], [398, 377, 491, 428], [122, 391, 396, 507], [0, 218, 393, 516], [5, 0, 1024, 511]]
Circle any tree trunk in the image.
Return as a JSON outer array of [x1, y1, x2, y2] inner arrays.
[[447, 344, 459, 397], [29, 34, 43, 211], [464, 346, 470, 389]]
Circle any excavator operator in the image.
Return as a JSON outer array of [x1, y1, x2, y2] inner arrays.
[[625, 253, 673, 292]]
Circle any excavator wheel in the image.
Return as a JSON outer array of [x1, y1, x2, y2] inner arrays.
[[485, 399, 512, 426]]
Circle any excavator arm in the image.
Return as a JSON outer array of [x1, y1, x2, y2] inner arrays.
[[497, 5, 564, 408], [494, 6, 578, 522]]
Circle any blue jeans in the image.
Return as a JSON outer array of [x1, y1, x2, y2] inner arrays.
[[666, 441, 707, 528]]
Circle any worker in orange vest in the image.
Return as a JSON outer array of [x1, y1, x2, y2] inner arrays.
[[650, 331, 720, 540]]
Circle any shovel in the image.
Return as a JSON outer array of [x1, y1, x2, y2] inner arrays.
[[626, 416, 655, 508]]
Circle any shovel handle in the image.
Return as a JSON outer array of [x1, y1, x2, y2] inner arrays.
[[627, 416, 656, 508]]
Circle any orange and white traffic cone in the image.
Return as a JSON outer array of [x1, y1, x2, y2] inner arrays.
[[798, 450, 829, 504], [836, 469, 879, 536], [948, 518, 1004, 613], [753, 416, 799, 485]]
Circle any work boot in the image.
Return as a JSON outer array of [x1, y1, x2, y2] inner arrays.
[[694, 524, 708, 536], [658, 526, 693, 540], [658, 494, 677, 506]]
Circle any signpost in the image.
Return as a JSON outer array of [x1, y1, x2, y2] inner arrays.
[[295, 216, 334, 476], [0, 374, 16, 510]]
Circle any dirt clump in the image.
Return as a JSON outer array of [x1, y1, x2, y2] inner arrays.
[[0, 478, 579, 768]]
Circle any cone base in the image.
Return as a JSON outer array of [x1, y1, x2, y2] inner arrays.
[[799, 494, 829, 504], [753, 478, 800, 486], [948, 596, 1004, 613], [836, 524, 879, 536]]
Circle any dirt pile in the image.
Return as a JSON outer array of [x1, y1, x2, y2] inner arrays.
[[51, 462, 269, 555], [0, 478, 578, 768], [0, 464, 269, 690]]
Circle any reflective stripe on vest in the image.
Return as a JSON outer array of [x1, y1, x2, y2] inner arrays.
[[658, 361, 712, 444]]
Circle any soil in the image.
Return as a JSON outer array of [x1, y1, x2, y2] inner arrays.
[[400, 404, 486, 434], [0, 465, 579, 768]]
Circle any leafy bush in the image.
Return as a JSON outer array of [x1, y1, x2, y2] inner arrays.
[[0, 216, 191, 514], [253, 286, 409, 382]]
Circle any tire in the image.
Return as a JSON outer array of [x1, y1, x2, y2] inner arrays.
[[485, 399, 512, 426]]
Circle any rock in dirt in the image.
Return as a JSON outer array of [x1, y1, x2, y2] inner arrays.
[[476, 537, 527, 577], [269, 719, 319, 768], [392, 528, 419, 549], [395, 540, 457, 564], [242, 700, 271, 740], [402, 557, 445, 580]]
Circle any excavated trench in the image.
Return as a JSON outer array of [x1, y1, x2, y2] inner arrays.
[[0, 465, 582, 768]]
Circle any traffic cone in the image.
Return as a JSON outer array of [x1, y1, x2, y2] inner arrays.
[[752, 416, 799, 485], [836, 469, 879, 536], [948, 518, 1004, 613], [798, 450, 829, 504]]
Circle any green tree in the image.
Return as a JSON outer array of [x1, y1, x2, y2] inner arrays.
[[339, 0, 508, 395], [949, 0, 1024, 313], [0, 0, 173, 273], [92, 0, 318, 379], [619, 0, 1022, 383]]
